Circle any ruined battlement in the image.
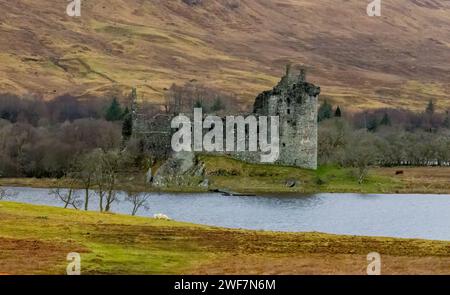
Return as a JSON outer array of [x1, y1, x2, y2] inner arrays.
[[245, 66, 320, 169], [132, 66, 320, 169]]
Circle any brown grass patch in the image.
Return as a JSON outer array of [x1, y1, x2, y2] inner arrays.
[[193, 253, 450, 275], [0, 237, 89, 275], [375, 167, 450, 194]]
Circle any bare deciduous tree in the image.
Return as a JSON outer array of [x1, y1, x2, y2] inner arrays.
[[74, 152, 97, 211], [90, 149, 130, 212], [90, 149, 107, 212], [343, 130, 380, 184], [49, 187, 82, 209], [0, 187, 9, 201], [125, 191, 151, 216], [164, 82, 241, 114], [0, 186, 17, 201], [102, 151, 121, 212], [49, 174, 82, 209]]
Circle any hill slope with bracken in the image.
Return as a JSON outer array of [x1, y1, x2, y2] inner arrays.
[[0, 0, 449, 110]]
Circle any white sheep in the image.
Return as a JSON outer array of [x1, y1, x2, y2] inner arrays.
[[153, 213, 171, 220]]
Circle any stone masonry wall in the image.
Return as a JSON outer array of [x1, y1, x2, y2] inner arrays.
[[132, 66, 320, 170], [232, 66, 320, 169]]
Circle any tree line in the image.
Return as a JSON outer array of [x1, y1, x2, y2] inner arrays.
[[0, 91, 448, 186], [0, 85, 241, 214], [318, 100, 450, 182]]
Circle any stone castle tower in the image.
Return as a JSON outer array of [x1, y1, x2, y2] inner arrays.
[[132, 65, 320, 170], [246, 65, 320, 169]]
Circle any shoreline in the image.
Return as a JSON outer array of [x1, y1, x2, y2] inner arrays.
[[1, 169, 449, 196], [2, 182, 450, 196], [1, 158, 449, 195]]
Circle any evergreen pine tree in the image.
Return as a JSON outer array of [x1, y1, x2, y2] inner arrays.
[[380, 112, 391, 126], [105, 97, 123, 121], [194, 99, 203, 108], [366, 115, 379, 132], [211, 97, 224, 112], [122, 107, 133, 140], [334, 106, 342, 117], [426, 99, 435, 115], [318, 100, 333, 122]]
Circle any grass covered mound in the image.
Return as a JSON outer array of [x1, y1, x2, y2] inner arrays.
[[198, 155, 401, 194], [0, 201, 449, 274]]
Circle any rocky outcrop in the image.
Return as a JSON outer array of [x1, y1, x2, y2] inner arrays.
[[153, 152, 206, 187]]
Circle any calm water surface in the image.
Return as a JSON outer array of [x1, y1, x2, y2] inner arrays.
[[4, 186, 450, 241]]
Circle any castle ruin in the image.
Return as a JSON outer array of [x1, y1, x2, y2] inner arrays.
[[250, 66, 320, 169], [132, 66, 320, 170]]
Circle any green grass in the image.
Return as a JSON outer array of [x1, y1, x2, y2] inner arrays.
[[314, 165, 402, 193], [0, 201, 208, 274], [198, 155, 401, 194], [1, 201, 449, 274]]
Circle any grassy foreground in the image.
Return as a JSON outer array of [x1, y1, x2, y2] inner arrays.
[[0, 201, 449, 275]]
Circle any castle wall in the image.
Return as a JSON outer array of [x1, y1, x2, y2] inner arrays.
[[228, 91, 318, 170], [132, 67, 320, 170], [277, 93, 318, 169], [237, 67, 320, 170]]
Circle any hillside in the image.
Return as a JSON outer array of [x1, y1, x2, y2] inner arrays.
[[0, 0, 449, 110]]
